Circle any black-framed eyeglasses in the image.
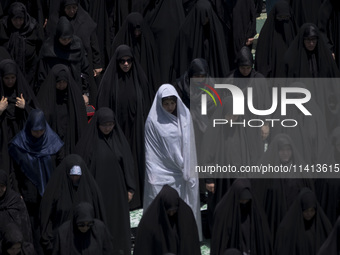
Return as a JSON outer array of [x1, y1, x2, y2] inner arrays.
[[119, 58, 132, 65], [77, 222, 94, 228]]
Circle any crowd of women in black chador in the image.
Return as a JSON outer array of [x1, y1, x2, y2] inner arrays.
[[0, 0, 340, 254]]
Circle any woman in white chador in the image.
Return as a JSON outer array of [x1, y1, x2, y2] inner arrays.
[[144, 84, 202, 240]]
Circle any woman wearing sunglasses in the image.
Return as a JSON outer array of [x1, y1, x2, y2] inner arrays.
[[52, 202, 113, 255], [97, 44, 154, 210]]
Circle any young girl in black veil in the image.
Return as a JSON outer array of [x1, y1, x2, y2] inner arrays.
[[284, 23, 340, 133], [255, 1, 297, 78], [9, 109, 63, 199], [274, 188, 332, 255], [172, 0, 230, 79], [9, 109, 63, 254], [46, 0, 102, 75], [175, 58, 210, 109], [39, 154, 106, 254], [134, 185, 201, 255], [210, 0, 256, 69], [52, 202, 113, 255], [0, 59, 38, 187], [0, 223, 35, 255], [174, 58, 216, 152], [75, 107, 135, 255], [227, 46, 271, 164], [142, 0, 185, 83], [36, 64, 87, 162], [111, 12, 161, 93], [45, 0, 102, 105], [210, 179, 273, 255], [269, 81, 328, 165], [285, 23, 340, 78], [0, 0, 44, 25], [0, 2, 43, 88], [38, 16, 91, 103], [97, 44, 152, 209], [253, 133, 315, 240], [229, 46, 265, 79]]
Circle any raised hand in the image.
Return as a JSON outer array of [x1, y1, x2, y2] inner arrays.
[[15, 93, 25, 109], [0, 96, 8, 115]]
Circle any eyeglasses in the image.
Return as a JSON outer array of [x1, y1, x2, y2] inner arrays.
[[77, 222, 94, 228], [119, 58, 132, 65]]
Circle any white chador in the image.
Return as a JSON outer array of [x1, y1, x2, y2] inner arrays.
[[143, 84, 202, 240]]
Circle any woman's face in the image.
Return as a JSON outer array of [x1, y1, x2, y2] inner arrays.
[[3, 74, 16, 88], [166, 208, 177, 217], [58, 37, 72, 46], [303, 207, 316, 221], [6, 243, 21, 255], [77, 221, 93, 233], [239, 199, 250, 204], [69, 175, 81, 186], [239, 66, 252, 77], [31, 129, 45, 139], [56, 80, 68, 90], [304, 37, 317, 52], [98, 122, 115, 135], [192, 73, 206, 83], [11, 17, 24, 29], [64, 4, 78, 18], [134, 28, 141, 38], [278, 144, 292, 163], [162, 99, 176, 114], [0, 183, 6, 198], [119, 56, 132, 73]]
